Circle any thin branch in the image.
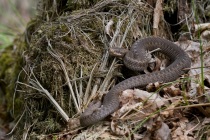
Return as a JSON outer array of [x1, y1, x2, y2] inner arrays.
[[30, 68, 70, 122]]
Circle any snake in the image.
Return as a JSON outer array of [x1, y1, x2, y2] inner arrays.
[[80, 37, 191, 126]]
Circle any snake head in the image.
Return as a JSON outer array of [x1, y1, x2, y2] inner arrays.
[[109, 47, 128, 58]]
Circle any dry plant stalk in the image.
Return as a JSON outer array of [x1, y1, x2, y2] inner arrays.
[[153, 0, 163, 36]]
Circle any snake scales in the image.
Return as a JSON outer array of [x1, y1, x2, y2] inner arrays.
[[80, 37, 191, 126]]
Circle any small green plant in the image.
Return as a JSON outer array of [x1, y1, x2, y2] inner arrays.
[[192, 0, 205, 92]]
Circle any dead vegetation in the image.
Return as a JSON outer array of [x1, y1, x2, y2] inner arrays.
[[1, 0, 210, 139]]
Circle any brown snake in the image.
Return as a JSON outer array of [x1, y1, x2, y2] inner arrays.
[[80, 37, 191, 126]]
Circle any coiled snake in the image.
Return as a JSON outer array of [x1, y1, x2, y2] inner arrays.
[[80, 37, 191, 126]]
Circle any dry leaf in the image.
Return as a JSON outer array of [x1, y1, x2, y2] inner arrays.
[[194, 23, 210, 32], [156, 122, 171, 140], [163, 85, 182, 96], [105, 19, 114, 37], [201, 30, 210, 41], [110, 121, 129, 136], [68, 118, 80, 130], [202, 117, 210, 125], [133, 89, 167, 108], [113, 89, 143, 118]]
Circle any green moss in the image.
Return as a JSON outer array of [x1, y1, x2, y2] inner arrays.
[[0, 36, 26, 117]]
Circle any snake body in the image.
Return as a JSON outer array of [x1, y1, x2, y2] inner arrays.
[[80, 37, 191, 126]]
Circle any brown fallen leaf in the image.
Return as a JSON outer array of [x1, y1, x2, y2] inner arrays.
[[105, 19, 114, 37], [146, 82, 162, 92], [155, 122, 171, 140], [112, 89, 143, 119], [110, 120, 129, 136], [201, 30, 210, 41], [163, 85, 182, 96], [133, 89, 167, 108], [68, 118, 80, 130]]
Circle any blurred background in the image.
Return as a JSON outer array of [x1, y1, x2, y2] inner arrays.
[[0, 0, 37, 139], [0, 0, 37, 49]]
